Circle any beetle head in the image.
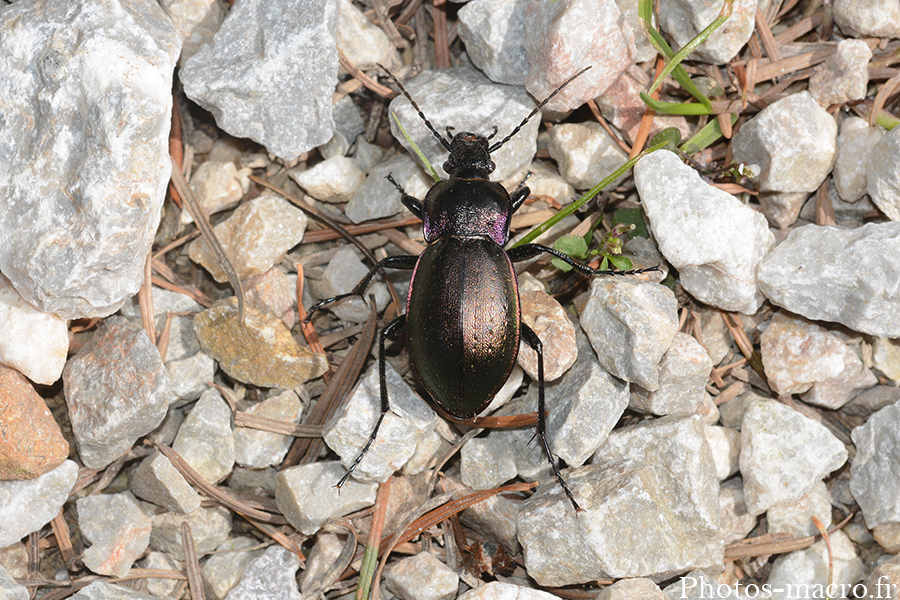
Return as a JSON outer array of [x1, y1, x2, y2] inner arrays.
[[443, 132, 495, 179]]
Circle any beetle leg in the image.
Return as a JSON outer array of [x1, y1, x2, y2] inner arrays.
[[386, 173, 424, 218], [337, 313, 407, 488], [510, 184, 531, 214], [507, 243, 659, 277], [304, 255, 419, 322], [521, 323, 581, 512]]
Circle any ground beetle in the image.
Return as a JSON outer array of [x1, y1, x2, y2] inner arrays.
[[307, 67, 656, 511]]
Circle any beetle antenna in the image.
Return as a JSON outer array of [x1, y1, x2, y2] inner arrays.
[[379, 64, 453, 152], [488, 66, 592, 154]]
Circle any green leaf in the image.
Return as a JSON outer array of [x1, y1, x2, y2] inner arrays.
[[612, 208, 649, 239], [640, 93, 714, 115], [608, 255, 634, 271], [877, 111, 900, 131], [551, 235, 589, 272], [649, 127, 682, 150]]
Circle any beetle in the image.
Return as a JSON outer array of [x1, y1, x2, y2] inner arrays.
[[307, 67, 656, 510]]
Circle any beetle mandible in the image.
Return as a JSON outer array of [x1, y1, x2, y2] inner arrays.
[[307, 67, 657, 511]]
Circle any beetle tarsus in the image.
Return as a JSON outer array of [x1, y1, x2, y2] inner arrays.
[[302, 255, 419, 324], [592, 264, 661, 277], [386, 173, 424, 217], [336, 314, 407, 486], [522, 323, 581, 512]]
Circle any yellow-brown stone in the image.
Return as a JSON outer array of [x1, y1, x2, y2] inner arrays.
[[193, 297, 328, 388]]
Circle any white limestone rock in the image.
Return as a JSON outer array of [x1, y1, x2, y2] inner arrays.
[[172, 388, 235, 484], [635, 150, 775, 314], [580, 278, 679, 391], [630, 333, 714, 416], [182, 161, 245, 224], [834, 117, 884, 203], [0, 0, 181, 320], [233, 390, 303, 468], [336, 0, 396, 70], [388, 65, 539, 181], [548, 122, 629, 190], [833, 0, 900, 39], [289, 156, 366, 204], [851, 402, 900, 529], [0, 272, 68, 385], [740, 400, 847, 515], [808, 39, 872, 107], [757, 222, 900, 337], [732, 92, 837, 194], [524, 0, 635, 112], [0, 460, 78, 547], [159, 0, 223, 64], [659, 0, 758, 64], [275, 461, 377, 535], [180, 0, 339, 159], [766, 531, 864, 600], [323, 363, 438, 483], [867, 124, 900, 221], [458, 0, 530, 85]]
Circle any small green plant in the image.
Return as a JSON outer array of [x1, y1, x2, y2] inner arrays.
[[637, 0, 735, 115], [551, 223, 637, 273]]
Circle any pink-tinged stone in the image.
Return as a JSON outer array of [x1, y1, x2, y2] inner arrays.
[[77, 491, 152, 578], [64, 316, 168, 469], [245, 268, 296, 329], [518, 290, 577, 382], [524, 0, 635, 112], [595, 67, 692, 145]]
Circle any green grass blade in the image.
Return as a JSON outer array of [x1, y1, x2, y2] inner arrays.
[[640, 93, 714, 115], [638, 0, 712, 114], [876, 111, 900, 131], [511, 140, 670, 248], [680, 113, 739, 154], [392, 111, 441, 183]]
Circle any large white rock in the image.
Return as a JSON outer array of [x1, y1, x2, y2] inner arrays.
[[834, 117, 884, 203], [388, 65, 539, 181], [524, 0, 635, 112], [0, 0, 181, 320], [659, 0, 758, 64], [180, 0, 339, 160], [740, 400, 847, 515], [851, 402, 900, 529], [0, 272, 68, 385], [758, 222, 900, 337], [834, 0, 900, 39], [732, 91, 837, 194], [458, 0, 530, 85], [634, 150, 775, 314]]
